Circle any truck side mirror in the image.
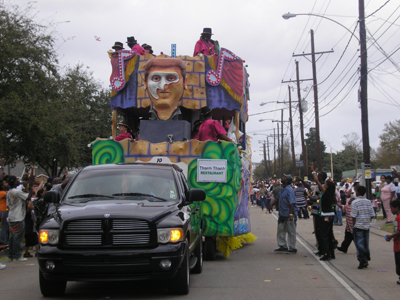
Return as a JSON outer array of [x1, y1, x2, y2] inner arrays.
[[187, 188, 206, 204], [43, 190, 60, 204]]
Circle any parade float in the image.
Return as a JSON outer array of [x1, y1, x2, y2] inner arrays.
[[92, 44, 256, 259]]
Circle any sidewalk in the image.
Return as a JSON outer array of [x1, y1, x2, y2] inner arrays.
[[250, 205, 399, 299]]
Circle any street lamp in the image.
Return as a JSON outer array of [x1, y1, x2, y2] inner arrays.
[[259, 118, 275, 122], [260, 101, 278, 106], [282, 13, 360, 42], [283, 6, 371, 198]]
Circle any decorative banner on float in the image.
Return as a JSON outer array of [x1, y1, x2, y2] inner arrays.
[[197, 159, 227, 183], [171, 44, 176, 58]]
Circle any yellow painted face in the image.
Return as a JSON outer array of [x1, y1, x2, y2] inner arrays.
[[145, 66, 186, 112]]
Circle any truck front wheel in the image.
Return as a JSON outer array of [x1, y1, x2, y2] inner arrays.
[[169, 240, 190, 295], [39, 270, 67, 297]]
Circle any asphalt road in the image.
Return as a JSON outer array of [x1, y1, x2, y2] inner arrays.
[[0, 207, 398, 300]]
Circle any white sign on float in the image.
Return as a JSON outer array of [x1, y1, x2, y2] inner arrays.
[[197, 159, 227, 183]]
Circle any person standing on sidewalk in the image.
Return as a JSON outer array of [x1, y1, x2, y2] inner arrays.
[[384, 199, 400, 285], [271, 182, 282, 212], [380, 176, 396, 224], [0, 179, 9, 245], [295, 182, 309, 219], [351, 185, 375, 269], [310, 163, 337, 261], [0, 159, 9, 246], [6, 175, 34, 262], [298, 170, 328, 257], [259, 185, 266, 211], [271, 175, 298, 254], [336, 195, 355, 253]]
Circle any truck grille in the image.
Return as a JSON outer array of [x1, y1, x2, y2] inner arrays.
[[63, 219, 151, 247]]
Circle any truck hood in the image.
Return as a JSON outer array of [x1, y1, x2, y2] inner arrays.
[[56, 201, 177, 223]]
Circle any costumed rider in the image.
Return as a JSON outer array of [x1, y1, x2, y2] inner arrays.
[[107, 41, 124, 58], [96, 119, 134, 141], [197, 106, 232, 143], [193, 28, 218, 56], [127, 36, 146, 55], [142, 44, 155, 55]]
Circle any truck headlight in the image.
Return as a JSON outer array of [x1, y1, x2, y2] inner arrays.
[[157, 228, 184, 243], [39, 229, 60, 245]]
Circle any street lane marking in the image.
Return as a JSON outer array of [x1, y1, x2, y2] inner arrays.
[[271, 214, 364, 300]]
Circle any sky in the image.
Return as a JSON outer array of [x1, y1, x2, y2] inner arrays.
[[11, 0, 400, 163]]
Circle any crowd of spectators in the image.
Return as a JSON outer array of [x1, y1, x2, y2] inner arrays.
[[0, 159, 70, 270], [252, 166, 400, 283]]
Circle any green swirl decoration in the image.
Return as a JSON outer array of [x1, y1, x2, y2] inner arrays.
[[92, 140, 125, 165], [188, 141, 241, 237]]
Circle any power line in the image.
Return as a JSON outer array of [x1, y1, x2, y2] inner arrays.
[[368, 45, 400, 74], [320, 77, 359, 117], [365, 0, 392, 19], [318, 23, 360, 85]]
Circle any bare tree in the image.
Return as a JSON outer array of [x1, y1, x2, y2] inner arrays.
[[342, 132, 362, 152]]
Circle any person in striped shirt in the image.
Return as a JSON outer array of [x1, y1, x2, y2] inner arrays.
[[336, 195, 356, 253], [295, 182, 309, 219], [351, 185, 375, 269]]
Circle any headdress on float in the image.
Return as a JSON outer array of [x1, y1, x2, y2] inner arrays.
[[112, 42, 124, 50], [126, 36, 137, 44], [201, 28, 213, 35], [118, 121, 132, 131], [200, 106, 212, 116], [194, 120, 203, 127]]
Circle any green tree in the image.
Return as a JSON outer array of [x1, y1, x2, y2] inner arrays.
[[28, 65, 112, 175], [300, 128, 327, 177], [375, 120, 400, 168], [253, 163, 266, 181], [0, 4, 112, 175], [0, 3, 60, 165]]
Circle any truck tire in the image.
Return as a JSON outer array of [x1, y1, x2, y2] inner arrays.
[[39, 270, 67, 297], [204, 237, 216, 261], [191, 231, 203, 274], [169, 240, 190, 295]]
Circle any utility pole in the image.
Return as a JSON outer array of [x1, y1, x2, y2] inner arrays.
[[296, 61, 307, 178], [277, 123, 280, 177], [288, 86, 296, 175], [293, 35, 333, 172], [330, 149, 333, 180], [267, 137, 271, 177], [273, 128, 276, 177], [266, 133, 287, 179], [311, 29, 322, 172], [263, 141, 268, 179], [359, 0, 371, 198], [281, 109, 284, 176]]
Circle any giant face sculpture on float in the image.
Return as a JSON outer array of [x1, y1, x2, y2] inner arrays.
[[144, 58, 187, 120]]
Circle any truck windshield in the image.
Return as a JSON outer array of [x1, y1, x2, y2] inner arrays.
[[63, 167, 179, 203]]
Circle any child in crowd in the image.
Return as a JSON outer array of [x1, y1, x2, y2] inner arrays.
[[371, 193, 378, 219], [336, 195, 355, 253], [385, 199, 400, 285]]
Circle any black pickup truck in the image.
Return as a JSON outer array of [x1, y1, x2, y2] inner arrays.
[[37, 163, 205, 296]]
